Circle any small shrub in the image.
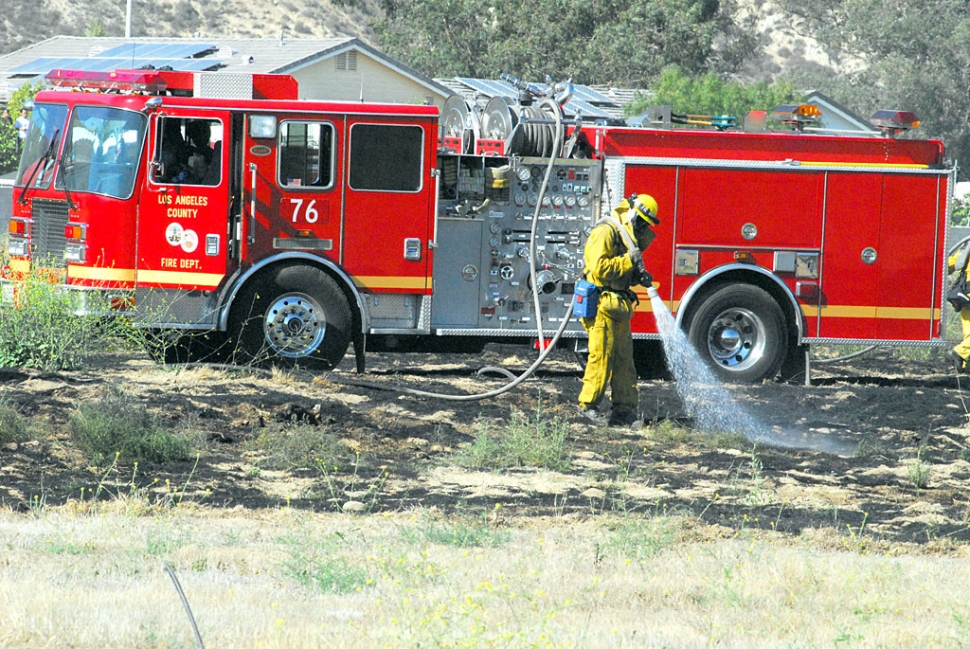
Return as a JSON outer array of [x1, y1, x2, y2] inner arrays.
[[908, 449, 931, 490], [281, 533, 372, 594], [604, 515, 679, 561], [456, 404, 573, 471], [400, 515, 511, 548], [69, 385, 192, 466], [0, 397, 30, 445], [0, 258, 139, 371], [247, 423, 346, 471]]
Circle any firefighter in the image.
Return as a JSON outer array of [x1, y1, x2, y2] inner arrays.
[[578, 193, 660, 426], [947, 243, 970, 373]]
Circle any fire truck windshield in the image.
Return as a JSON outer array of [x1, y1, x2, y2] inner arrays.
[[56, 106, 147, 199], [14, 102, 68, 190]]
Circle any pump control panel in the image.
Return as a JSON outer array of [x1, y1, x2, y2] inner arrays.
[[433, 154, 603, 331]]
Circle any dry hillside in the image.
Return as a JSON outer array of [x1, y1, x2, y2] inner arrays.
[[0, 0, 383, 56], [0, 0, 830, 84]]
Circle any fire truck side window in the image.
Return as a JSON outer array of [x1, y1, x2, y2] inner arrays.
[[349, 124, 423, 192], [153, 117, 223, 186], [278, 121, 334, 188]]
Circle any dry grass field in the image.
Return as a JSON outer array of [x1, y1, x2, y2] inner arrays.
[[2, 342, 970, 646]]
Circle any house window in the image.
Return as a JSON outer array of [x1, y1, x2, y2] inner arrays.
[[336, 51, 357, 72]]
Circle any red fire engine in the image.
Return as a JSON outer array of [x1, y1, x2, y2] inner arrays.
[[3, 68, 954, 383]]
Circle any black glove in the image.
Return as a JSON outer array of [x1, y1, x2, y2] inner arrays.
[[633, 257, 653, 287]]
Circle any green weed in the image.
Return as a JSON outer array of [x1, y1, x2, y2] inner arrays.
[[247, 422, 346, 471], [281, 533, 372, 594], [456, 403, 573, 471], [69, 384, 193, 466], [0, 396, 30, 445], [399, 513, 511, 549], [603, 514, 679, 562], [0, 258, 140, 371], [909, 448, 931, 490]]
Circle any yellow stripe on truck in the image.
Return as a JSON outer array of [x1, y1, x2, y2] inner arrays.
[[352, 276, 428, 290], [69, 266, 225, 286], [800, 304, 941, 320]]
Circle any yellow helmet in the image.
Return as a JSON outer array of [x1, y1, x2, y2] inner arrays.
[[626, 193, 660, 226]]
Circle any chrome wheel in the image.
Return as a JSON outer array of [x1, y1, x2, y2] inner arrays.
[[263, 292, 327, 358], [706, 307, 767, 371], [687, 284, 788, 383]]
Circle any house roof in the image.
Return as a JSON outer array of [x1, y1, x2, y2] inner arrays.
[[805, 90, 876, 133], [0, 36, 453, 103]]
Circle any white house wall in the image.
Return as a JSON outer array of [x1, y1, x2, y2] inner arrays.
[[293, 53, 443, 108]]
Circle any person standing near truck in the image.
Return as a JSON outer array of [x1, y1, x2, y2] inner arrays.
[[577, 193, 660, 426], [14, 107, 29, 151]]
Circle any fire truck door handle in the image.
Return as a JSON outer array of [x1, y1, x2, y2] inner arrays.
[[248, 162, 257, 245]]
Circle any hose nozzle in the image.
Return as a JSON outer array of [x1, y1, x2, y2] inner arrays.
[[646, 286, 659, 300]]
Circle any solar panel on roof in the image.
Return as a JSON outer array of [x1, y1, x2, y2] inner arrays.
[[8, 56, 222, 76], [563, 99, 613, 120], [97, 42, 216, 59], [457, 77, 517, 98], [569, 85, 615, 105], [7, 57, 75, 74], [456, 77, 619, 111]]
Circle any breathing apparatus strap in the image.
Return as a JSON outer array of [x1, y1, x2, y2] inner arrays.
[[597, 215, 642, 266]]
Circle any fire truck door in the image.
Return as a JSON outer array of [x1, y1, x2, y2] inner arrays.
[[819, 173, 882, 339], [340, 122, 433, 292], [138, 112, 232, 290], [239, 118, 344, 265]]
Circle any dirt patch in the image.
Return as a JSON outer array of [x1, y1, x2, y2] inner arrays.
[[2, 345, 969, 548]]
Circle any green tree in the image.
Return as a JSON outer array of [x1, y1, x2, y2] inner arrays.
[[0, 80, 42, 175], [374, 0, 758, 86], [774, 0, 970, 176], [84, 20, 107, 37], [626, 66, 804, 122]]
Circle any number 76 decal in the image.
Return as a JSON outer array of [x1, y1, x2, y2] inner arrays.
[[288, 198, 328, 224]]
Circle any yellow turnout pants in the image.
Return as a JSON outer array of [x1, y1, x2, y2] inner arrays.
[[955, 306, 970, 360], [578, 292, 638, 413]]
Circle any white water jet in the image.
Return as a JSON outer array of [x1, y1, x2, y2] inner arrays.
[[648, 290, 856, 456]]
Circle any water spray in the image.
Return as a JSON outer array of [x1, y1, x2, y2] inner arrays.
[[647, 289, 857, 456]]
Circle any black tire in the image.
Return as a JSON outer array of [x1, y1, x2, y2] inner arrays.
[[686, 284, 787, 383], [229, 265, 352, 370], [143, 329, 228, 365], [633, 340, 672, 380]]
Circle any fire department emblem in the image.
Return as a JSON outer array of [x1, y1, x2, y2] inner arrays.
[[165, 223, 184, 246], [181, 229, 199, 253]]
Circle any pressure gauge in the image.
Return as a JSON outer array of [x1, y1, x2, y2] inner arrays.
[[514, 194, 526, 206], [552, 195, 564, 207], [541, 195, 551, 207], [527, 194, 538, 206], [577, 195, 589, 207], [564, 195, 577, 207], [516, 167, 532, 182], [490, 221, 502, 233]]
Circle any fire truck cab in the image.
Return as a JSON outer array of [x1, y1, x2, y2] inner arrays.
[[3, 68, 955, 383]]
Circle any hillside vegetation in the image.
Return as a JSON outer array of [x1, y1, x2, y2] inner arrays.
[[0, 0, 383, 56], [3, 0, 969, 175]]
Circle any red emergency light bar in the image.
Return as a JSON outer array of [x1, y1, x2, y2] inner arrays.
[[46, 69, 167, 94], [773, 104, 821, 125], [870, 109, 920, 132]]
